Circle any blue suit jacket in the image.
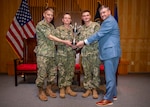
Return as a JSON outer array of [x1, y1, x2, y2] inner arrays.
[[85, 15, 121, 60]]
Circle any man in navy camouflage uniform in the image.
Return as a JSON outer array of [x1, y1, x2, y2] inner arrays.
[[78, 10, 101, 99]]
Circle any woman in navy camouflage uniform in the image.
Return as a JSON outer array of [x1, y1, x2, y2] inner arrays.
[[55, 13, 77, 98]]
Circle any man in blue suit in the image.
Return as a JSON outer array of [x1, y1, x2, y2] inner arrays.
[[76, 5, 121, 106]]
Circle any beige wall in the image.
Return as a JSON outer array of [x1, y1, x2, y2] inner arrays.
[[0, 0, 150, 74]]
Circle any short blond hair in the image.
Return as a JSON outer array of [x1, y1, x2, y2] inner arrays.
[[44, 7, 54, 13]]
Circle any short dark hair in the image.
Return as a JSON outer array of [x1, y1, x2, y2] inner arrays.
[[81, 10, 91, 15], [99, 5, 110, 11], [63, 12, 71, 18]]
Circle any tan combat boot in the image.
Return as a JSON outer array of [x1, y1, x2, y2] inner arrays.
[[66, 86, 77, 97], [59, 87, 65, 98], [46, 85, 57, 98], [92, 88, 98, 99], [38, 88, 48, 101], [82, 89, 92, 98]]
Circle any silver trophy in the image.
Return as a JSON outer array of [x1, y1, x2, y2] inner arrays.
[[70, 22, 81, 45]]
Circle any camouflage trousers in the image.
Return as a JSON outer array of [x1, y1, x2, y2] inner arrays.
[[36, 55, 57, 88], [82, 54, 101, 90], [56, 55, 75, 88]]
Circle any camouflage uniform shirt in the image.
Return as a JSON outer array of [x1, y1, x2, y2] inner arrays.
[[55, 25, 76, 57], [79, 22, 100, 56], [34, 20, 56, 57]]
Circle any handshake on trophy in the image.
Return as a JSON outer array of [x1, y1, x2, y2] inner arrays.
[[70, 22, 81, 45]]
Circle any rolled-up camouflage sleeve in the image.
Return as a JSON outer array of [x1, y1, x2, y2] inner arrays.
[[54, 27, 62, 45], [36, 24, 55, 38]]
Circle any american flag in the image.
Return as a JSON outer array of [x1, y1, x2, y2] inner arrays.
[[6, 0, 35, 58]]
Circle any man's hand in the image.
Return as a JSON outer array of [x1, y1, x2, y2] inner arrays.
[[64, 40, 72, 46], [76, 41, 84, 48], [71, 45, 77, 49]]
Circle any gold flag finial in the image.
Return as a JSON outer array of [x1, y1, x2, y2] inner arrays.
[[45, 0, 48, 8], [97, 0, 102, 4]]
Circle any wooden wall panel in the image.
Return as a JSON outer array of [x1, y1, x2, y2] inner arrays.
[[28, 0, 116, 26], [28, 0, 56, 25], [118, 0, 150, 72], [0, 0, 150, 73], [0, 0, 21, 73]]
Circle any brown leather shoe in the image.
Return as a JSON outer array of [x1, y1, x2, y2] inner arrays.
[[96, 99, 113, 106]]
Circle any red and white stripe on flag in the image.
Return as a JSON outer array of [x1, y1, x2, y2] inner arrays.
[[6, 0, 35, 58]]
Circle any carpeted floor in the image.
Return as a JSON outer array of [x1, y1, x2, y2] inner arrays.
[[0, 73, 150, 107]]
